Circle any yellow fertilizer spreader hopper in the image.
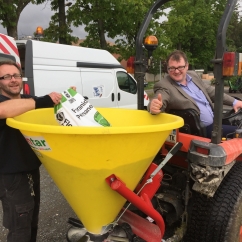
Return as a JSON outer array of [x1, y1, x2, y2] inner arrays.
[[7, 108, 183, 242]]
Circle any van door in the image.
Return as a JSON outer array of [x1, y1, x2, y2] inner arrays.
[[81, 69, 118, 108], [30, 66, 83, 96], [116, 71, 138, 109]]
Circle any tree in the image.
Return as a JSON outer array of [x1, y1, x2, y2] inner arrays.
[[0, 0, 59, 39], [66, 0, 168, 59], [148, 58, 162, 82], [0, 0, 38, 38], [0, 0, 77, 44], [40, 0, 78, 44], [227, 6, 242, 52], [162, 0, 228, 70]]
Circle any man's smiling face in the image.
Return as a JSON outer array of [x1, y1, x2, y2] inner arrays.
[[0, 64, 23, 99]]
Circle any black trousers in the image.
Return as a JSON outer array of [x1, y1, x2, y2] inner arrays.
[[0, 169, 40, 242], [206, 123, 238, 139]]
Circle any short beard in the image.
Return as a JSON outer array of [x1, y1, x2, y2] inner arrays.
[[0, 87, 22, 99]]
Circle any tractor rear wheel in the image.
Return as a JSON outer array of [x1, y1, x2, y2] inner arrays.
[[184, 162, 242, 242]]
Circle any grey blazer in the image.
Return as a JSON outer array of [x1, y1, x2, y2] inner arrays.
[[148, 70, 235, 115]]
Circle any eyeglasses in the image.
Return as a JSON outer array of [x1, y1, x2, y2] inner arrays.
[[167, 65, 186, 72], [0, 74, 22, 80]]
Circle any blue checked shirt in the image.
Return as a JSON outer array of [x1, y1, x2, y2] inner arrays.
[[177, 75, 214, 126]]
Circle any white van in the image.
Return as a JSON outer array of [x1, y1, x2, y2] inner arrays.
[[0, 34, 149, 109]]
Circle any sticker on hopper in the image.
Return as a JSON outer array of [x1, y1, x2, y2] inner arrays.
[[24, 135, 51, 151], [166, 129, 177, 143]]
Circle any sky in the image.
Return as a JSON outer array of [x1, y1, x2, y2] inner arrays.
[[0, 2, 87, 40]]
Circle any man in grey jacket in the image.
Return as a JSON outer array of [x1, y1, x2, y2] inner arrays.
[[148, 50, 242, 138]]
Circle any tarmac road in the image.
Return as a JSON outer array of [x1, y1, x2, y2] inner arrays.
[[0, 83, 241, 242], [0, 165, 78, 242]]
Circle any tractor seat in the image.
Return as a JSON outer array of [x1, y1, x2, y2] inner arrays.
[[168, 109, 207, 137]]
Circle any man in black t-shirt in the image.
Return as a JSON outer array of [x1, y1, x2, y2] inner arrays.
[[0, 61, 62, 242]]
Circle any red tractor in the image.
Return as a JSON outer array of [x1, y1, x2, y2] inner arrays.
[[133, 0, 242, 241]]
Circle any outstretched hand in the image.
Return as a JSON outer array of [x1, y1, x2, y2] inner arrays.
[[49, 92, 62, 105], [48, 87, 77, 105]]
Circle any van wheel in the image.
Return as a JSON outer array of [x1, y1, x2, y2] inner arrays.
[[184, 162, 242, 242]]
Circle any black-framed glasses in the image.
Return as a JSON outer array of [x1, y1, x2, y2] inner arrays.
[[167, 65, 186, 72], [0, 74, 22, 80]]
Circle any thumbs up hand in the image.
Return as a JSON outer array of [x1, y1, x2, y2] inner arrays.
[[149, 93, 163, 114]]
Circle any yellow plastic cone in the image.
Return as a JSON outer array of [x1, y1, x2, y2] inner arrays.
[[7, 108, 183, 234]]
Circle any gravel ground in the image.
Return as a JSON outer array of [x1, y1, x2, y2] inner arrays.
[[0, 165, 78, 242]]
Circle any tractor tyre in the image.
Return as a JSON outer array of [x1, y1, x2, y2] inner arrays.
[[184, 162, 242, 242]]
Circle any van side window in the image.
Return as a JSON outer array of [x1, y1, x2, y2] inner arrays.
[[116, 72, 137, 94]]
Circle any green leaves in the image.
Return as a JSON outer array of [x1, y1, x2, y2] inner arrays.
[[0, 0, 45, 38], [162, 0, 228, 70], [1, 0, 242, 72]]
